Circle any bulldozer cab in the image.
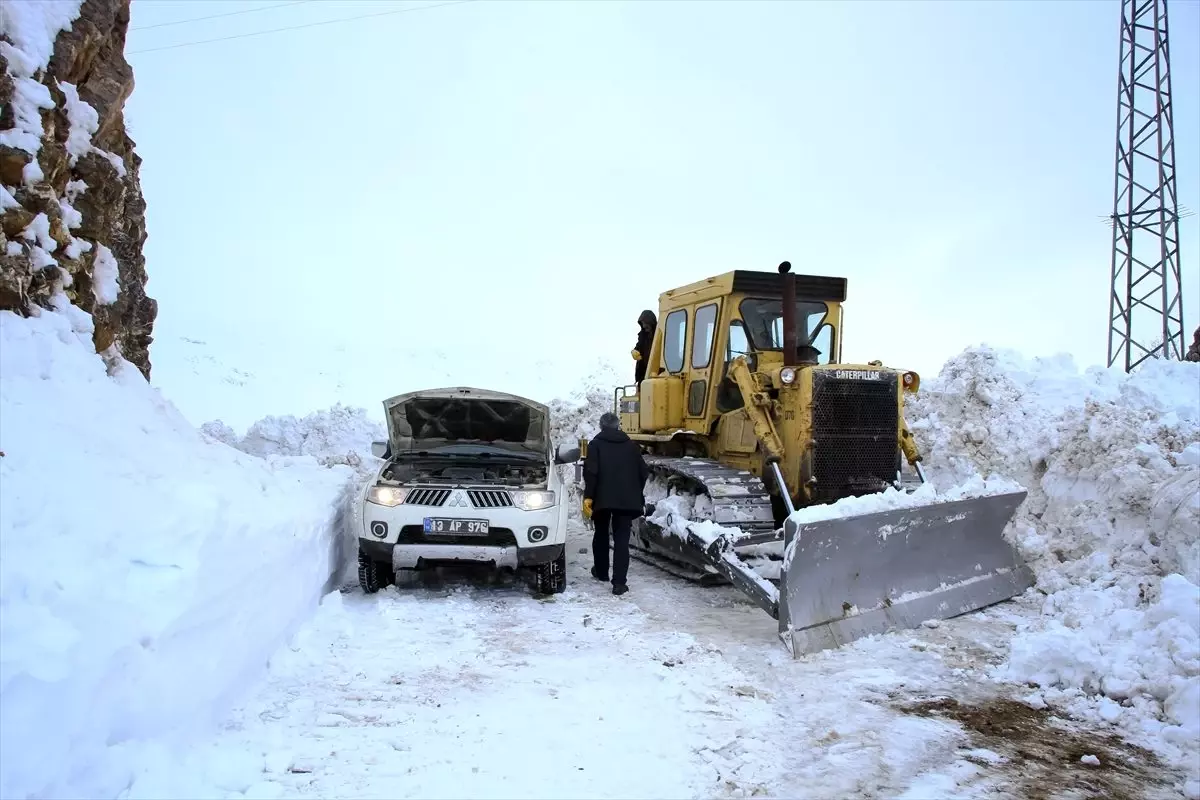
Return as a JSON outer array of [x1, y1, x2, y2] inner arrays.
[[617, 269, 847, 439]]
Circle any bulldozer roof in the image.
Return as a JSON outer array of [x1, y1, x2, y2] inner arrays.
[[659, 269, 848, 306]]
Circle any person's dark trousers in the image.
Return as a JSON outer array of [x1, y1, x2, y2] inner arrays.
[[592, 510, 634, 586]]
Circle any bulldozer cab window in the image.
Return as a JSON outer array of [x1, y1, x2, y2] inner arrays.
[[726, 321, 750, 363], [691, 303, 718, 369], [739, 297, 832, 364], [663, 308, 688, 373], [716, 321, 749, 412]]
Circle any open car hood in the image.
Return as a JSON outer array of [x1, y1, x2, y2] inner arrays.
[[383, 387, 549, 457]]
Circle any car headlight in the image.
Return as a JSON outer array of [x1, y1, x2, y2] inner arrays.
[[780, 367, 796, 385], [512, 490, 556, 511], [367, 486, 408, 507]]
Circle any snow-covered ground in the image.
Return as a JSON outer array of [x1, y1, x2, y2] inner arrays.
[[3, 301, 1197, 799], [4, 3, 1194, 798], [114, 522, 1189, 800], [906, 348, 1200, 777], [110, 344, 1197, 800]]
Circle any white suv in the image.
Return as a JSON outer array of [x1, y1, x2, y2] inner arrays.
[[356, 387, 577, 594]]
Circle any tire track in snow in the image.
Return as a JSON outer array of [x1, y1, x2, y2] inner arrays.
[[121, 521, 1188, 800], [122, 528, 778, 799]]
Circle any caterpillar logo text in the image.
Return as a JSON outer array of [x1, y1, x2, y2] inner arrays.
[[834, 369, 883, 381]]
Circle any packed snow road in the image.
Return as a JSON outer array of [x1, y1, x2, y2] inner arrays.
[[122, 522, 1183, 800]]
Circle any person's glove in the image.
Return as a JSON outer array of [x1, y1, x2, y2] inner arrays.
[[631, 349, 641, 361], [582, 498, 593, 519]]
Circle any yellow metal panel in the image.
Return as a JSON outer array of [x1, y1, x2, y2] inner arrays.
[[639, 376, 685, 431], [716, 409, 758, 454], [659, 272, 736, 308]]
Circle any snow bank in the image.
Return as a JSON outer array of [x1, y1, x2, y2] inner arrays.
[[786, 474, 1026, 525], [546, 365, 623, 451], [202, 404, 385, 479], [0, 306, 357, 799], [907, 346, 1200, 772]]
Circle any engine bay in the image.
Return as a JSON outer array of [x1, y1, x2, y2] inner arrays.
[[380, 458, 547, 488]]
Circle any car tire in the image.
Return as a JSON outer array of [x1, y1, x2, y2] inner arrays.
[[535, 551, 567, 595], [358, 549, 392, 594]]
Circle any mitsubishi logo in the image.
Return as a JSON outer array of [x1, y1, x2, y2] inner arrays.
[[447, 490, 469, 507]]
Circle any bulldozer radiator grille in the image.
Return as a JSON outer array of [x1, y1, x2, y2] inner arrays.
[[810, 373, 899, 504]]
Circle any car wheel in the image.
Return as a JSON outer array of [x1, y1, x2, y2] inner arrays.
[[535, 551, 567, 595], [358, 550, 383, 594]]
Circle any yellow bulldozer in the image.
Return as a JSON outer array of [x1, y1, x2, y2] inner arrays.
[[580, 261, 1034, 657]]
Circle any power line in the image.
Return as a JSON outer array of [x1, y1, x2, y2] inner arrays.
[[130, 1, 315, 32], [127, 0, 475, 55]]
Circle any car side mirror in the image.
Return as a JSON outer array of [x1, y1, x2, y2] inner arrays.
[[554, 444, 580, 465], [371, 441, 391, 459]]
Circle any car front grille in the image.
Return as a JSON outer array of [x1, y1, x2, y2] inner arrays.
[[399, 487, 515, 508], [468, 489, 513, 508], [406, 488, 451, 507]]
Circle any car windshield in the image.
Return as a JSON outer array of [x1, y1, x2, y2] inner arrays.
[[738, 297, 829, 350]]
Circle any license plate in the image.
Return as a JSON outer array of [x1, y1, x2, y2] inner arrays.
[[423, 517, 489, 535]]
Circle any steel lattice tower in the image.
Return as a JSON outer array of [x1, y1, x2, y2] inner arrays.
[[1107, 0, 1185, 371]]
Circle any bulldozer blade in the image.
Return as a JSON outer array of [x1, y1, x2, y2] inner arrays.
[[778, 490, 1033, 657]]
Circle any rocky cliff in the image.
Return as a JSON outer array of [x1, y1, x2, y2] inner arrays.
[[0, 0, 155, 376]]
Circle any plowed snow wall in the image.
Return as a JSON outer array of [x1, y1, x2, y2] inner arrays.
[[0, 309, 358, 799]]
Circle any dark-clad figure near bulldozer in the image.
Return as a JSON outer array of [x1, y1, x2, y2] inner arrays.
[[632, 310, 657, 385], [581, 412, 650, 595]]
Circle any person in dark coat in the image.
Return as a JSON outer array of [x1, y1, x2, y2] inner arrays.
[[633, 310, 657, 386], [582, 412, 649, 595]]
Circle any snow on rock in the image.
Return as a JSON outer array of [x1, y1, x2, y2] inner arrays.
[[58, 80, 99, 165], [91, 243, 120, 305], [0, 0, 80, 171], [0, 1, 82, 75], [0, 307, 358, 800], [906, 345, 1200, 775], [0, 0, 154, 376]]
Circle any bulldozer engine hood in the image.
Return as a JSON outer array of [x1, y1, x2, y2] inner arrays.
[[383, 387, 549, 457]]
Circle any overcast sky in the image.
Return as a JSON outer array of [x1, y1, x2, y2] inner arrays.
[[124, 0, 1200, 421]]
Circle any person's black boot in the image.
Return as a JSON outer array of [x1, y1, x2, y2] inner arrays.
[[590, 567, 607, 582], [612, 583, 628, 596]]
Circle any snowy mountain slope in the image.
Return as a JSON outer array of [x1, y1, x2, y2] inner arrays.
[[149, 329, 625, 432]]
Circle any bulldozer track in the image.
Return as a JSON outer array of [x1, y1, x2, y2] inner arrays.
[[644, 456, 777, 534], [626, 457, 780, 585], [625, 544, 729, 586]]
